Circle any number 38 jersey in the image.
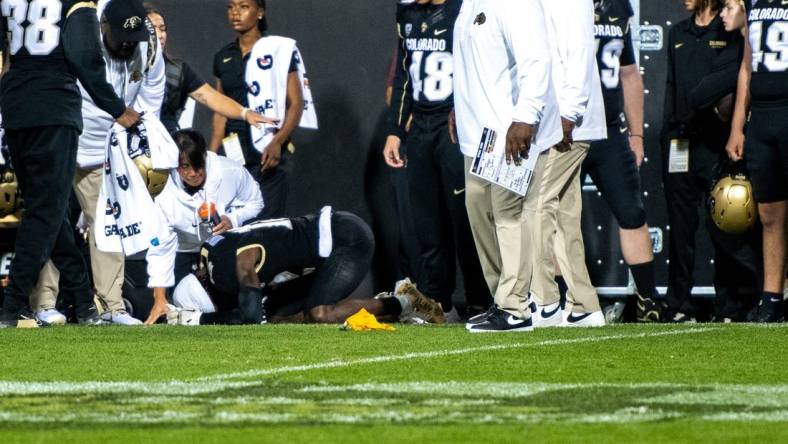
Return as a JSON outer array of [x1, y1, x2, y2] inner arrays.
[[388, 0, 461, 138], [0, 0, 124, 130], [748, 0, 788, 105], [594, 0, 637, 127]]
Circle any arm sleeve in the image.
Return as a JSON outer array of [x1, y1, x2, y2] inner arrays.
[[183, 62, 207, 95], [386, 21, 414, 139], [550, 0, 597, 123], [689, 35, 743, 109], [146, 200, 177, 288], [225, 166, 264, 228], [62, 8, 126, 119], [500, 0, 552, 126], [620, 21, 637, 67], [132, 39, 165, 116]]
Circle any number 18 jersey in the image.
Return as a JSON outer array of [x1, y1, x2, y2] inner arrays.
[[748, 0, 788, 105], [594, 0, 637, 127], [388, 0, 460, 137]]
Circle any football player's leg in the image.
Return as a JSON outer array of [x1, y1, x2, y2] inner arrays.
[[406, 122, 454, 309], [305, 213, 374, 323], [3, 127, 84, 316], [436, 123, 492, 311]]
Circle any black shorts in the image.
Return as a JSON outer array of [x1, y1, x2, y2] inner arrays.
[[745, 105, 788, 203], [583, 127, 647, 229]]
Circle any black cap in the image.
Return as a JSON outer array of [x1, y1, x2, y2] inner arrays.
[[104, 0, 151, 42]]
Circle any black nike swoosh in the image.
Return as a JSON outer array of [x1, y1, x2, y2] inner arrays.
[[567, 313, 592, 323], [541, 305, 560, 318]]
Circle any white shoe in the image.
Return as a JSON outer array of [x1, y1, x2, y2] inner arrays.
[[35, 309, 66, 326], [166, 304, 202, 326], [560, 310, 606, 327], [530, 302, 562, 328], [101, 310, 143, 326], [443, 307, 462, 324]]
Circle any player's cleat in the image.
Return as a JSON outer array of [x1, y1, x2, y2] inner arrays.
[[530, 301, 562, 328], [668, 311, 697, 323], [36, 309, 67, 326], [166, 304, 202, 326], [77, 312, 108, 326], [604, 301, 627, 324], [395, 279, 445, 324], [443, 306, 462, 324], [752, 295, 785, 323], [466, 307, 532, 333], [635, 292, 663, 323], [101, 310, 143, 326], [560, 310, 606, 327], [466, 305, 496, 325], [0, 310, 41, 329]]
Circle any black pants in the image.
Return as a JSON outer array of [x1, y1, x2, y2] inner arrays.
[[662, 139, 761, 317], [247, 164, 289, 219], [405, 112, 490, 310], [3, 126, 94, 318]]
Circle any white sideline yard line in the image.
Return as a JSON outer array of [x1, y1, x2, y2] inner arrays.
[[0, 327, 716, 396], [199, 327, 719, 382]]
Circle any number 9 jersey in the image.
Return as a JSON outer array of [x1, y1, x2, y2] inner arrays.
[[387, 0, 461, 139], [747, 0, 788, 105], [594, 0, 637, 127]]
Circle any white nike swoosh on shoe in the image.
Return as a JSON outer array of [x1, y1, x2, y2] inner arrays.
[[506, 315, 526, 326]]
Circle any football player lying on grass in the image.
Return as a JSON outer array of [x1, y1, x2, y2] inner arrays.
[[147, 207, 445, 325]]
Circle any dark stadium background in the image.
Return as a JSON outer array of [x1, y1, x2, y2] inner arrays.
[[0, 0, 717, 315]]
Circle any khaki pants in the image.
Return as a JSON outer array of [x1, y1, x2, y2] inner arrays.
[[30, 167, 126, 313], [464, 156, 541, 318], [529, 142, 600, 313]]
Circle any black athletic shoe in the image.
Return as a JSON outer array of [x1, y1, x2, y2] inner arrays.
[[77, 311, 108, 326], [466, 305, 497, 326], [635, 292, 663, 323], [466, 307, 533, 333], [0, 309, 41, 329], [752, 294, 785, 323]]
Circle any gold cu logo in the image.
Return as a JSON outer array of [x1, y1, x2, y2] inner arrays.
[[124, 16, 142, 30]]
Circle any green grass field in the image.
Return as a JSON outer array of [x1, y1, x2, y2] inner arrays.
[[1, 323, 787, 443]]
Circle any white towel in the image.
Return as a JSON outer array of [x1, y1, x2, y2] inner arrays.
[[246, 35, 318, 154], [95, 115, 179, 255]]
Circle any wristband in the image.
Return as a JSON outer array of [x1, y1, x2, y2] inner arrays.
[[241, 107, 250, 121], [629, 134, 644, 139]]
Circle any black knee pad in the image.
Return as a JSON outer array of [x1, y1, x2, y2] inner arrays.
[[238, 287, 265, 324], [618, 207, 647, 230]]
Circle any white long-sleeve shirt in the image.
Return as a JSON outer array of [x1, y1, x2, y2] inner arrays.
[[146, 152, 264, 288], [540, 0, 607, 142], [77, 35, 165, 168], [453, 0, 562, 156]]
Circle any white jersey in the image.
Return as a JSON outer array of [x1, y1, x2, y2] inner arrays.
[[540, 0, 607, 142], [146, 152, 264, 288], [77, 36, 165, 168], [453, 0, 562, 156]]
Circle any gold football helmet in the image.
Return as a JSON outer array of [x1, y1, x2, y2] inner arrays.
[[133, 155, 169, 197], [709, 173, 757, 234], [0, 171, 19, 217]]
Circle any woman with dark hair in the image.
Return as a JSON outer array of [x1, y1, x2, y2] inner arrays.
[[144, 4, 276, 134], [210, 0, 304, 219], [144, 129, 264, 324]]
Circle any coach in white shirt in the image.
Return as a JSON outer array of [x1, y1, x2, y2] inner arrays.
[[530, 0, 608, 328], [145, 130, 263, 324], [31, 0, 165, 326], [453, 0, 562, 332]]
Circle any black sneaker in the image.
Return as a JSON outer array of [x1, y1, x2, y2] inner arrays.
[[466, 305, 497, 326], [635, 292, 663, 323], [0, 309, 41, 329], [753, 294, 785, 323], [466, 307, 533, 333], [77, 311, 108, 326]]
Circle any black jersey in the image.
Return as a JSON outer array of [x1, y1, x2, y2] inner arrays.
[[0, 0, 125, 130], [387, 0, 460, 138], [747, 0, 788, 105], [594, 0, 637, 127], [199, 215, 321, 296]]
